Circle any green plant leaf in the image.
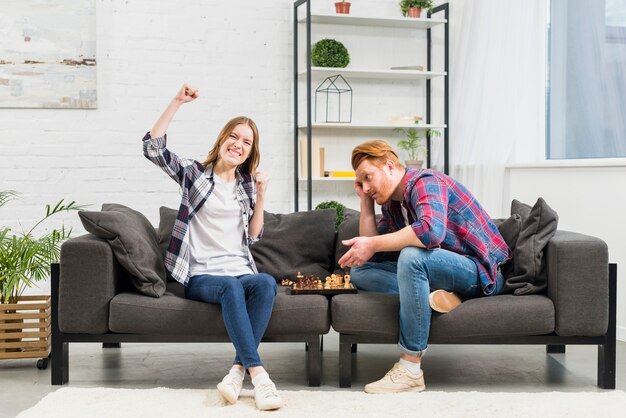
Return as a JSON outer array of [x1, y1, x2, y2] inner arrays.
[[0, 191, 81, 303], [315, 200, 346, 230]]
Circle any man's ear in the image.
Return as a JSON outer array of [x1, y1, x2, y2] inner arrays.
[[385, 159, 396, 173]]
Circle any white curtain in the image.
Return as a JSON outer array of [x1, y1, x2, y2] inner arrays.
[[437, 0, 546, 217]]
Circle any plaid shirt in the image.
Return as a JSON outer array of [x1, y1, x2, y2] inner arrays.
[[378, 168, 511, 295], [142, 132, 259, 285]]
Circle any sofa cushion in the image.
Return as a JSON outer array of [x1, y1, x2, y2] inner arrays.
[[109, 283, 330, 337], [157, 206, 177, 258], [492, 214, 522, 251], [331, 292, 555, 340], [505, 198, 559, 295], [78, 204, 166, 298], [250, 209, 336, 281], [334, 208, 360, 271]]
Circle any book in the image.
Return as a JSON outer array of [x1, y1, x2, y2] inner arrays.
[[324, 171, 356, 178], [299, 138, 324, 178], [389, 115, 423, 124], [390, 65, 424, 71]]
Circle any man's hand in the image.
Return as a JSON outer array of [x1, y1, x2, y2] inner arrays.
[[355, 180, 373, 204], [173, 83, 199, 104], [338, 236, 376, 268], [254, 172, 269, 197]]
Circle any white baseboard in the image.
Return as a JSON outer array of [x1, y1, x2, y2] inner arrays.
[[617, 325, 626, 342]]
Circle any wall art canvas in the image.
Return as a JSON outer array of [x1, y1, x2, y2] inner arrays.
[[0, 0, 96, 109]]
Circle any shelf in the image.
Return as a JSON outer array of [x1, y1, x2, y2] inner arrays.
[[299, 67, 446, 80], [299, 123, 446, 130], [298, 177, 355, 182], [299, 13, 446, 29]]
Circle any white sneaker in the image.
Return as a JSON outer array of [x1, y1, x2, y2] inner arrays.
[[254, 382, 283, 410], [217, 370, 244, 404], [364, 362, 426, 394]]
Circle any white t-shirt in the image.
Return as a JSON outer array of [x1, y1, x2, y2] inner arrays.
[[188, 174, 254, 277]]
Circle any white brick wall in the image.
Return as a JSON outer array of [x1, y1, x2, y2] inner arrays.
[[0, 0, 415, 235], [1, 0, 399, 294], [1, 0, 299, 236]]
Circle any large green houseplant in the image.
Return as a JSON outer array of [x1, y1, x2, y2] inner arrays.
[[0, 191, 82, 304]]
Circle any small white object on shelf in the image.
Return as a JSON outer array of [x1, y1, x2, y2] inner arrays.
[[390, 65, 425, 71]]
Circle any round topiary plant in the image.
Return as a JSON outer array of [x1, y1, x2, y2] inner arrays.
[[311, 39, 350, 68], [315, 200, 346, 230]]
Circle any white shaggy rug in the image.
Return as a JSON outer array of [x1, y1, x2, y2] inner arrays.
[[16, 387, 626, 418]]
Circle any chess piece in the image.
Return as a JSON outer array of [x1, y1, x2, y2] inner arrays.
[[344, 273, 351, 288]]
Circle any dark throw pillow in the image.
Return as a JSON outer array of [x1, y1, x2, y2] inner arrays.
[[334, 208, 360, 271], [157, 206, 177, 257], [504, 198, 559, 296], [251, 209, 336, 282], [78, 204, 166, 298], [493, 214, 523, 251]]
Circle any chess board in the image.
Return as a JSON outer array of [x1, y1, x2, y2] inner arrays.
[[282, 272, 358, 295]]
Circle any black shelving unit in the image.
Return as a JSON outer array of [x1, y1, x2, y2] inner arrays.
[[294, 1, 449, 211]]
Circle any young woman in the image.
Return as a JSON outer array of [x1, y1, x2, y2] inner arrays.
[[142, 84, 282, 410]]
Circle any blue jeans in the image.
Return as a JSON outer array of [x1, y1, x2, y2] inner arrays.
[[185, 273, 277, 369], [350, 247, 504, 357]]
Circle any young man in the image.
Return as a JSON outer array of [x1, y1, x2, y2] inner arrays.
[[338, 140, 510, 394]]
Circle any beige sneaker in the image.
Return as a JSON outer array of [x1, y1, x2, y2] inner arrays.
[[217, 370, 243, 404], [364, 362, 425, 394], [429, 289, 462, 313], [254, 382, 283, 410]]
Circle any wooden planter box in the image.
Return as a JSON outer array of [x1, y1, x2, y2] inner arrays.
[[0, 296, 51, 360]]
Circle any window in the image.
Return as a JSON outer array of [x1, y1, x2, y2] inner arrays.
[[547, 0, 626, 159]]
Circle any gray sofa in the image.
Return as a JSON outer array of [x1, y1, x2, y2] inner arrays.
[[51, 204, 616, 389]]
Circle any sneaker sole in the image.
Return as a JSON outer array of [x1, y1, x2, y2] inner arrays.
[[429, 290, 462, 313], [364, 384, 426, 394], [256, 400, 283, 410], [217, 382, 239, 404]]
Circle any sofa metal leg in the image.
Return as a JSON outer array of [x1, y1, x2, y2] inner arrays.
[[546, 345, 565, 354], [50, 263, 68, 385], [51, 341, 68, 385], [306, 335, 321, 387], [339, 336, 352, 388], [598, 263, 617, 389], [103, 343, 121, 348]]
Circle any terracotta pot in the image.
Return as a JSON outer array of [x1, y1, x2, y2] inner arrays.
[[335, 1, 351, 14], [407, 7, 422, 18], [405, 160, 424, 169]]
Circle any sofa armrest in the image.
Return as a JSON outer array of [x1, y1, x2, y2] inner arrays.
[[59, 234, 125, 334], [546, 230, 608, 336]]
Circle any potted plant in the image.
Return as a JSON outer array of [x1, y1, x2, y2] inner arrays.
[[399, 0, 433, 18], [0, 191, 81, 364], [335, 1, 351, 14], [311, 39, 350, 68], [395, 128, 441, 168], [315, 200, 346, 230]]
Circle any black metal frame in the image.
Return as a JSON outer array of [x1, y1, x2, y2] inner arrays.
[[339, 263, 617, 389], [50, 263, 322, 386], [294, 1, 450, 211], [427, 3, 449, 174]]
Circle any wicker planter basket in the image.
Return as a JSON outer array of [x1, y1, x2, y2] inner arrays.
[[0, 295, 51, 366]]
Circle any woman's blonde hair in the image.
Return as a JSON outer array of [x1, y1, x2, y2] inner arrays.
[[202, 116, 260, 174], [351, 140, 402, 170]]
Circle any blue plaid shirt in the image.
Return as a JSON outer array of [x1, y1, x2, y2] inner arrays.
[[142, 132, 259, 285], [379, 169, 511, 295]]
